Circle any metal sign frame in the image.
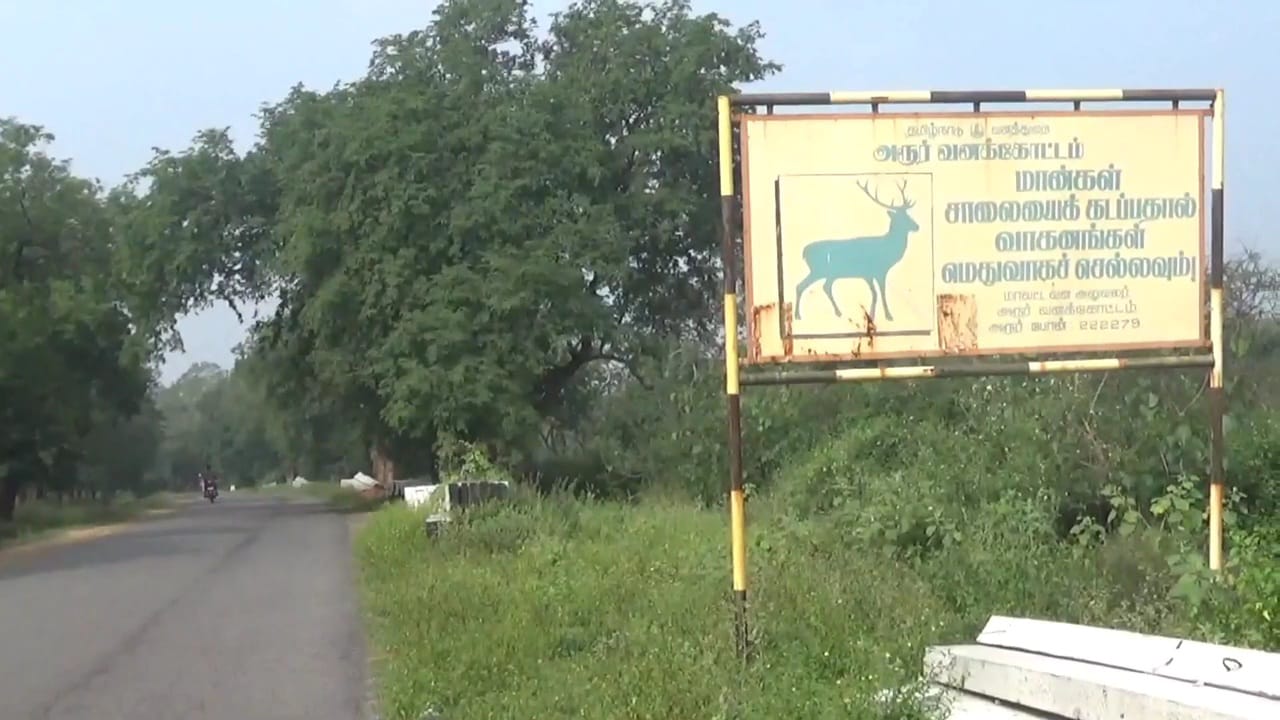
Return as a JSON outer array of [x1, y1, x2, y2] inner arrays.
[[715, 88, 1225, 659]]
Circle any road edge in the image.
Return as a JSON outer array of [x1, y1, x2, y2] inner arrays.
[[347, 511, 382, 720]]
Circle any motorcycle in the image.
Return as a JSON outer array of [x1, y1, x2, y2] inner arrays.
[[203, 482, 219, 503]]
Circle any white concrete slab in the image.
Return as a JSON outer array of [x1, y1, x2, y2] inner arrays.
[[933, 686, 1057, 719], [976, 615, 1280, 700], [925, 644, 1278, 720]]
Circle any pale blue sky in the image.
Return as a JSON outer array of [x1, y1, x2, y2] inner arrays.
[[2, 0, 1273, 383]]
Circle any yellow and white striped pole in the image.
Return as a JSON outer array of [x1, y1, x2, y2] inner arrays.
[[1208, 89, 1226, 572], [717, 94, 749, 658]]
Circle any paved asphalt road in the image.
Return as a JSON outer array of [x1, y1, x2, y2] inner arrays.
[[0, 494, 371, 720]]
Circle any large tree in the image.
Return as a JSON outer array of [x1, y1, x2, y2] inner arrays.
[[115, 0, 778, 480], [0, 119, 152, 519]]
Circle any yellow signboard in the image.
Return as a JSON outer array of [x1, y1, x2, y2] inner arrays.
[[740, 110, 1208, 364]]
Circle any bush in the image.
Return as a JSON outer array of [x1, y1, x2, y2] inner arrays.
[[356, 325, 1280, 716], [356, 473, 1278, 718]]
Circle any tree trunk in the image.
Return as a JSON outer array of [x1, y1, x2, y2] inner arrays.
[[0, 473, 19, 523], [369, 441, 399, 487], [370, 443, 384, 485], [424, 443, 439, 484]]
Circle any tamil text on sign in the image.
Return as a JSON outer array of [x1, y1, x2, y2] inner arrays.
[[739, 110, 1208, 364]]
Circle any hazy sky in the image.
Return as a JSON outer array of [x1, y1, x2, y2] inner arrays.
[[3, 0, 1273, 383]]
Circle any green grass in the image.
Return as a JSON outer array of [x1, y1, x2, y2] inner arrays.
[[0, 492, 174, 547], [248, 480, 386, 514], [354, 486, 1231, 720]]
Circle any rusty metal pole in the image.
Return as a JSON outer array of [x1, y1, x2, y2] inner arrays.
[[1208, 89, 1227, 572], [717, 94, 750, 659]]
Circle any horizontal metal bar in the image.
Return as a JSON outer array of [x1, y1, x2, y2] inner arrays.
[[739, 354, 1215, 387], [1121, 88, 1217, 102], [729, 88, 1218, 107], [932, 90, 1030, 104], [732, 92, 832, 106]]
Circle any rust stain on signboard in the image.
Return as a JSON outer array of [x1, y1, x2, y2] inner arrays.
[[750, 302, 774, 358], [782, 302, 794, 356], [937, 294, 979, 353], [847, 308, 877, 358]]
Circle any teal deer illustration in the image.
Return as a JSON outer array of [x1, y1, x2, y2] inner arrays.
[[793, 178, 919, 323]]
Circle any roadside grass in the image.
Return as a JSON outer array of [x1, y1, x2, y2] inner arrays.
[[306, 482, 386, 513], [349, 380, 1280, 717], [353, 488, 1215, 720], [249, 480, 386, 514], [0, 492, 175, 548]]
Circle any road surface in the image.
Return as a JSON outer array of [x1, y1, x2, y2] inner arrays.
[[0, 494, 371, 720]]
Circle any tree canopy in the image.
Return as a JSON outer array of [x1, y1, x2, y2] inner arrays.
[[0, 119, 153, 517], [112, 0, 777, 482]]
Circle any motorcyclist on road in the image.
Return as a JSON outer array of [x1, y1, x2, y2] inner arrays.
[[199, 465, 219, 495]]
